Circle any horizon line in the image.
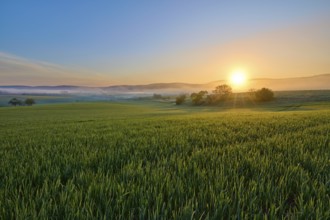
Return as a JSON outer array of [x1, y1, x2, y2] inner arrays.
[[0, 73, 329, 88]]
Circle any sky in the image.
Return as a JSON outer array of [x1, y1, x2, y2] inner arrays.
[[1, 1, 330, 86]]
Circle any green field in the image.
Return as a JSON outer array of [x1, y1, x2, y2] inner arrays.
[[0, 102, 329, 219]]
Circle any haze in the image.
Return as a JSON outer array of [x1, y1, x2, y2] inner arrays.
[[1, 1, 330, 86]]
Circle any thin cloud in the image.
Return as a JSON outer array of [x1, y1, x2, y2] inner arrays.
[[0, 52, 113, 86]]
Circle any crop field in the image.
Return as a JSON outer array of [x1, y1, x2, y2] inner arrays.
[[0, 102, 329, 219]]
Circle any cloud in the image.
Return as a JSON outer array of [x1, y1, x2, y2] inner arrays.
[[0, 52, 112, 86], [1, 16, 329, 86]]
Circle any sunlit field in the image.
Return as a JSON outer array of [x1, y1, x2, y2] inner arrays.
[[0, 102, 329, 219]]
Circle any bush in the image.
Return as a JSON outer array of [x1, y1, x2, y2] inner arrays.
[[255, 88, 274, 102], [175, 94, 186, 105]]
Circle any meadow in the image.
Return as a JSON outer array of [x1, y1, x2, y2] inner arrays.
[[0, 101, 329, 219]]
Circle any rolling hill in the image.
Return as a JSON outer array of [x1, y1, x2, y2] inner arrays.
[[0, 74, 329, 95]]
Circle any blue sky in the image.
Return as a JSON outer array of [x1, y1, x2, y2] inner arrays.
[[1, 1, 330, 85]]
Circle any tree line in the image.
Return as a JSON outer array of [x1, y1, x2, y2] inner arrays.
[[8, 98, 36, 106], [176, 84, 274, 105]]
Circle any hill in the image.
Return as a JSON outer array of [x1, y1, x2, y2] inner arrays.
[[0, 74, 329, 95]]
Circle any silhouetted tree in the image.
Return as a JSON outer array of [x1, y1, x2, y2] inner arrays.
[[153, 94, 162, 99], [247, 88, 256, 100], [175, 94, 186, 105], [255, 88, 274, 102], [25, 98, 36, 106], [213, 84, 232, 97], [191, 91, 208, 105], [205, 94, 218, 104], [8, 98, 23, 106], [207, 84, 233, 104]]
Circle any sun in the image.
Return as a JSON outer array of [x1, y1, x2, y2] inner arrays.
[[230, 70, 247, 86]]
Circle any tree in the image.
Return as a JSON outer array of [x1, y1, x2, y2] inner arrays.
[[153, 94, 162, 99], [205, 94, 218, 104], [207, 84, 233, 104], [175, 94, 186, 105], [255, 88, 274, 102], [25, 98, 36, 106], [247, 88, 256, 100], [8, 98, 23, 106], [213, 84, 232, 98], [191, 90, 208, 105]]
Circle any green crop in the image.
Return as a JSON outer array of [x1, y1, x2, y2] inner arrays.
[[0, 102, 329, 219]]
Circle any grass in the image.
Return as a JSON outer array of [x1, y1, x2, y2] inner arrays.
[[0, 102, 329, 219]]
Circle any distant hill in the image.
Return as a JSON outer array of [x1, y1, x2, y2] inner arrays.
[[206, 74, 330, 91], [103, 74, 330, 91], [0, 74, 329, 94], [247, 74, 330, 91], [0, 85, 82, 90], [102, 82, 203, 92]]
